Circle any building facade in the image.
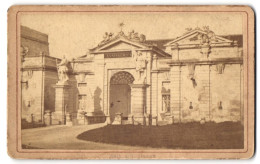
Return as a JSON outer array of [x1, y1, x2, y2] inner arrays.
[[21, 26, 243, 126]]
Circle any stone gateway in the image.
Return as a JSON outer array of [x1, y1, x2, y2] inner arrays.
[[21, 26, 243, 127]]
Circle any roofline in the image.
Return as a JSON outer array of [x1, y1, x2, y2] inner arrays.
[[164, 29, 206, 46], [89, 46, 170, 57], [21, 25, 48, 37], [163, 29, 234, 47]]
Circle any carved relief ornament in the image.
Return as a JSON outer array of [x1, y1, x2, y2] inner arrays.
[[215, 63, 225, 74]]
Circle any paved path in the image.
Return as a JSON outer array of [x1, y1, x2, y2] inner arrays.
[[22, 123, 153, 150]]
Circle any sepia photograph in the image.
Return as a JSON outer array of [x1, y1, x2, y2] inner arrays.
[[7, 5, 255, 159]]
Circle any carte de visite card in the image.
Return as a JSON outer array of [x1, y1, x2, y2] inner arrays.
[[7, 5, 255, 159]]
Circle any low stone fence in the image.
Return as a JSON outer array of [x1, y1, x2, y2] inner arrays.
[[85, 115, 106, 125], [112, 113, 158, 126], [43, 111, 106, 126]]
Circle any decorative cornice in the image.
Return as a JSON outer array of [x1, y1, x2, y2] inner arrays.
[[21, 66, 57, 72], [23, 55, 60, 60], [73, 70, 94, 75], [167, 57, 243, 66]]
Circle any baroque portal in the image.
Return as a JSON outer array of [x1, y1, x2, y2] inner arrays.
[[109, 71, 134, 123]]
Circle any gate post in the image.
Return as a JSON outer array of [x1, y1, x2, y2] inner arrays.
[[129, 84, 149, 125]]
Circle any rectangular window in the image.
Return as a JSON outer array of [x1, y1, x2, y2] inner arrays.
[[162, 81, 171, 112]]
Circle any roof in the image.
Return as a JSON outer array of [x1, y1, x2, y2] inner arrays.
[[220, 35, 243, 47], [21, 26, 49, 44], [144, 35, 243, 50], [144, 39, 173, 51], [89, 31, 171, 57]]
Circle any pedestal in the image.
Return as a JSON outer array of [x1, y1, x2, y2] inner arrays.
[[130, 84, 149, 125], [66, 113, 73, 126], [77, 110, 86, 125], [200, 45, 211, 59], [105, 115, 111, 124], [112, 113, 123, 125], [53, 84, 71, 125], [44, 110, 52, 126]]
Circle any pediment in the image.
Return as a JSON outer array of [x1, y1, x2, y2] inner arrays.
[[165, 29, 233, 46], [91, 37, 148, 53], [100, 40, 143, 51]]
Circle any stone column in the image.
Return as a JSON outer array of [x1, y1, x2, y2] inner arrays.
[[130, 84, 149, 125], [53, 84, 70, 125]]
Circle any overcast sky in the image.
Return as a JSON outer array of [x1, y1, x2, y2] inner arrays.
[[21, 12, 243, 59]]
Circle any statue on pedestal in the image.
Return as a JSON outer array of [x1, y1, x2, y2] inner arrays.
[[56, 55, 69, 84], [133, 51, 147, 84]]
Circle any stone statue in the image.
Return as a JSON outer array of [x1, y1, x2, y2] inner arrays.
[[139, 34, 146, 42], [99, 32, 114, 46], [56, 55, 69, 84], [198, 26, 216, 46], [134, 51, 147, 83]]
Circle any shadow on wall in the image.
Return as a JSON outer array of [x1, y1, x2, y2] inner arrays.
[[68, 74, 78, 113], [94, 87, 104, 115]]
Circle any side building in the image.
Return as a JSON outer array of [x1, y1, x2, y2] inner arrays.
[[21, 26, 60, 127]]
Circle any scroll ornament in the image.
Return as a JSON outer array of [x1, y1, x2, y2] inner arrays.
[[215, 63, 225, 74]]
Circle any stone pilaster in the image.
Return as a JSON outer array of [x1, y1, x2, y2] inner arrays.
[[197, 65, 210, 122], [171, 44, 179, 60], [130, 84, 149, 125], [53, 84, 71, 125], [170, 66, 181, 123]]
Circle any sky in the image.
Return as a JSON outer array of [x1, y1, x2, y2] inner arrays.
[[21, 12, 243, 59]]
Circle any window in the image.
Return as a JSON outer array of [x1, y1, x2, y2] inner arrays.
[[162, 82, 170, 112]]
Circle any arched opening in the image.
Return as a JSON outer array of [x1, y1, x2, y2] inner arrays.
[[109, 71, 134, 123]]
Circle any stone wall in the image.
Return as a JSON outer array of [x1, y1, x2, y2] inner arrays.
[[21, 26, 49, 56], [21, 69, 44, 123], [171, 46, 242, 61], [210, 64, 242, 123], [168, 62, 243, 123], [21, 26, 62, 126]]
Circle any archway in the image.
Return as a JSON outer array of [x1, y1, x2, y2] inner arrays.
[[109, 71, 134, 123]]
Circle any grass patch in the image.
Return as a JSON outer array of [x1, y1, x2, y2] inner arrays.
[[77, 122, 244, 149]]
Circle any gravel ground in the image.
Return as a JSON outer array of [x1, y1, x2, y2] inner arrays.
[[21, 123, 155, 150]]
